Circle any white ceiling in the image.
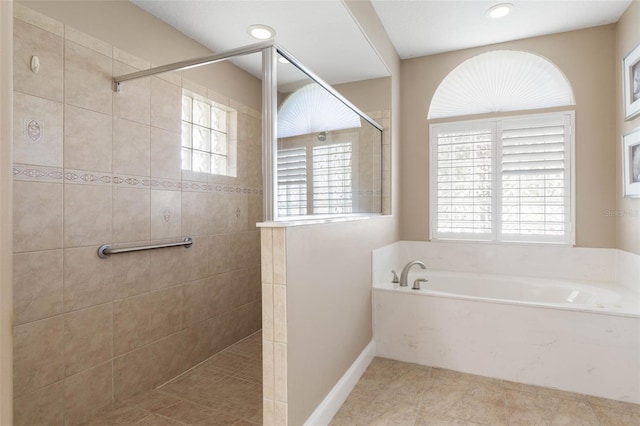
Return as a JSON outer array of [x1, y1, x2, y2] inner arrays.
[[132, 0, 632, 86], [372, 0, 632, 59], [131, 0, 390, 87]]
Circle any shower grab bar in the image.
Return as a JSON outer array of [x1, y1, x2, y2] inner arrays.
[[97, 237, 193, 259]]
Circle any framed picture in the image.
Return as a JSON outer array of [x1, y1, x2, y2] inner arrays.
[[623, 128, 640, 198], [623, 42, 640, 121]]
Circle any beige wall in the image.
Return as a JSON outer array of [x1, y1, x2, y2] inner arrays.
[[334, 76, 391, 112], [264, 1, 401, 425], [11, 4, 261, 424], [616, 0, 640, 254], [0, 1, 14, 424], [400, 25, 618, 248]]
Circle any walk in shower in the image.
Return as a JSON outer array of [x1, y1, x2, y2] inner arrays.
[[12, 3, 384, 422]]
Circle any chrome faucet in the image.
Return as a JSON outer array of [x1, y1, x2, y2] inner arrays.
[[399, 260, 427, 287]]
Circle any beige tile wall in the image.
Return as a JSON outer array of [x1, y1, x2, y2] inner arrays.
[[12, 5, 262, 425], [261, 227, 289, 426]]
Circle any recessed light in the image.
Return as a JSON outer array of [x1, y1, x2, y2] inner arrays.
[[487, 3, 513, 19], [247, 24, 276, 40], [278, 57, 290, 64]]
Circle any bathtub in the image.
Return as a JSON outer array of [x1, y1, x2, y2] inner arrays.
[[373, 270, 640, 403]]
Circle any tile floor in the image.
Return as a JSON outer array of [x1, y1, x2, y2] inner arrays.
[[87, 332, 262, 426], [330, 357, 640, 426]]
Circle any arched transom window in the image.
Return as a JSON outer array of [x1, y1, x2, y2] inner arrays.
[[428, 50, 576, 245]]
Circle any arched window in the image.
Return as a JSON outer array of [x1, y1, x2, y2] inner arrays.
[[428, 51, 576, 245], [428, 50, 575, 119]]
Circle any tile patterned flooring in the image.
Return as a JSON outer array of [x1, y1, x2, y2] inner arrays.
[[330, 357, 640, 426], [87, 332, 262, 426]]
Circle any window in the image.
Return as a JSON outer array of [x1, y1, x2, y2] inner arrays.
[[276, 141, 353, 217], [181, 90, 237, 176], [312, 143, 353, 214], [278, 147, 307, 217], [430, 112, 574, 244]]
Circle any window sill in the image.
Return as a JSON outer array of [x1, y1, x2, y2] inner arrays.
[[258, 213, 385, 228]]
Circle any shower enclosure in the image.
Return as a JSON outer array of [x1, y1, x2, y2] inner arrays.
[[113, 41, 384, 221], [12, 5, 383, 421]]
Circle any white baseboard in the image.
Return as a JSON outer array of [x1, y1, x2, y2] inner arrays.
[[304, 340, 376, 426]]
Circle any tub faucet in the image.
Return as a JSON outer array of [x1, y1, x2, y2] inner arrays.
[[400, 260, 427, 287]]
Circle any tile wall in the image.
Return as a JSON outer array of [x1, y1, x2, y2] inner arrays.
[[12, 5, 262, 425]]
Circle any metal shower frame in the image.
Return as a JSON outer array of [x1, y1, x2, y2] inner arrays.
[[112, 40, 383, 222]]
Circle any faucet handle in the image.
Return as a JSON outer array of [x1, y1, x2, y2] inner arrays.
[[391, 270, 400, 283], [412, 278, 428, 290]]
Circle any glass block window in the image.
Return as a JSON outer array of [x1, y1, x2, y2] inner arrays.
[[429, 112, 574, 244], [181, 90, 236, 176]]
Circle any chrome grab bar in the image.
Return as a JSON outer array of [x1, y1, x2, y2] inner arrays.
[[98, 237, 193, 259]]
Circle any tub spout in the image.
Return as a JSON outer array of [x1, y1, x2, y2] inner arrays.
[[400, 260, 427, 287]]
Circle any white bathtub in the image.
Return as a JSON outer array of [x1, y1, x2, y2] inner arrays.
[[373, 270, 640, 403]]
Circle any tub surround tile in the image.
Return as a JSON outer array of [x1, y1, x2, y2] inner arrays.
[[64, 303, 113, 377], [13, 18, 64, 102], [65, 40, 112, 115], [148, 246, 183, 291], [63, 183, 112, 247], [13, 91, 63, 167], [228, 194, 249, 233], [13, 181, 63, 252], [13, 316, 64, 398], [63, 246, 113, 312], [12, 381, 64, 426], [64, 105, 113, 172], [13, 250, 63, 325], [64, 361, 113, 426], [181, 321, 211, 367]]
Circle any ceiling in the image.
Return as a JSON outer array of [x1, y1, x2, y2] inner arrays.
[[132, 0, 632, 86], [372, 0, 632, 59]]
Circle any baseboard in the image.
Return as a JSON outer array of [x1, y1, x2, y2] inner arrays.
[[304, 340, 376, 426]]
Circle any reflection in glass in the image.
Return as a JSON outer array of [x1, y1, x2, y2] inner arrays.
[[276, 54, 382, 218]]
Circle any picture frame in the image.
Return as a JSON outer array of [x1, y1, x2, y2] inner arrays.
[[623, 128, 640, 198], [623, 42, 640, 121]]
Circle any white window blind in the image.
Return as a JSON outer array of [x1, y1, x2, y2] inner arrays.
[[499, 115, 571, 242], [430, 112, 574, 244], [312, 143, 353, 214], [434, 126, 494, 237], [277, 147, 307, 217]]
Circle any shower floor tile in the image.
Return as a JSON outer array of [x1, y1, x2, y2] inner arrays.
[[331, 357, 640, 426], [88, 331, 262, 426]]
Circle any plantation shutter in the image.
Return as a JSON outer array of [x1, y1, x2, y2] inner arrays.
[[430, 112, 574, 244], [499, 114, 572, 243], [277, 147, 307, 217], [432, 124, 495, 239], [312, 142, 353, 214]]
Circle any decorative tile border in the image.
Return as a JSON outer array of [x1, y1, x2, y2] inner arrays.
[[13, 164, 64, 183], [13, 163, 263, 196]]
